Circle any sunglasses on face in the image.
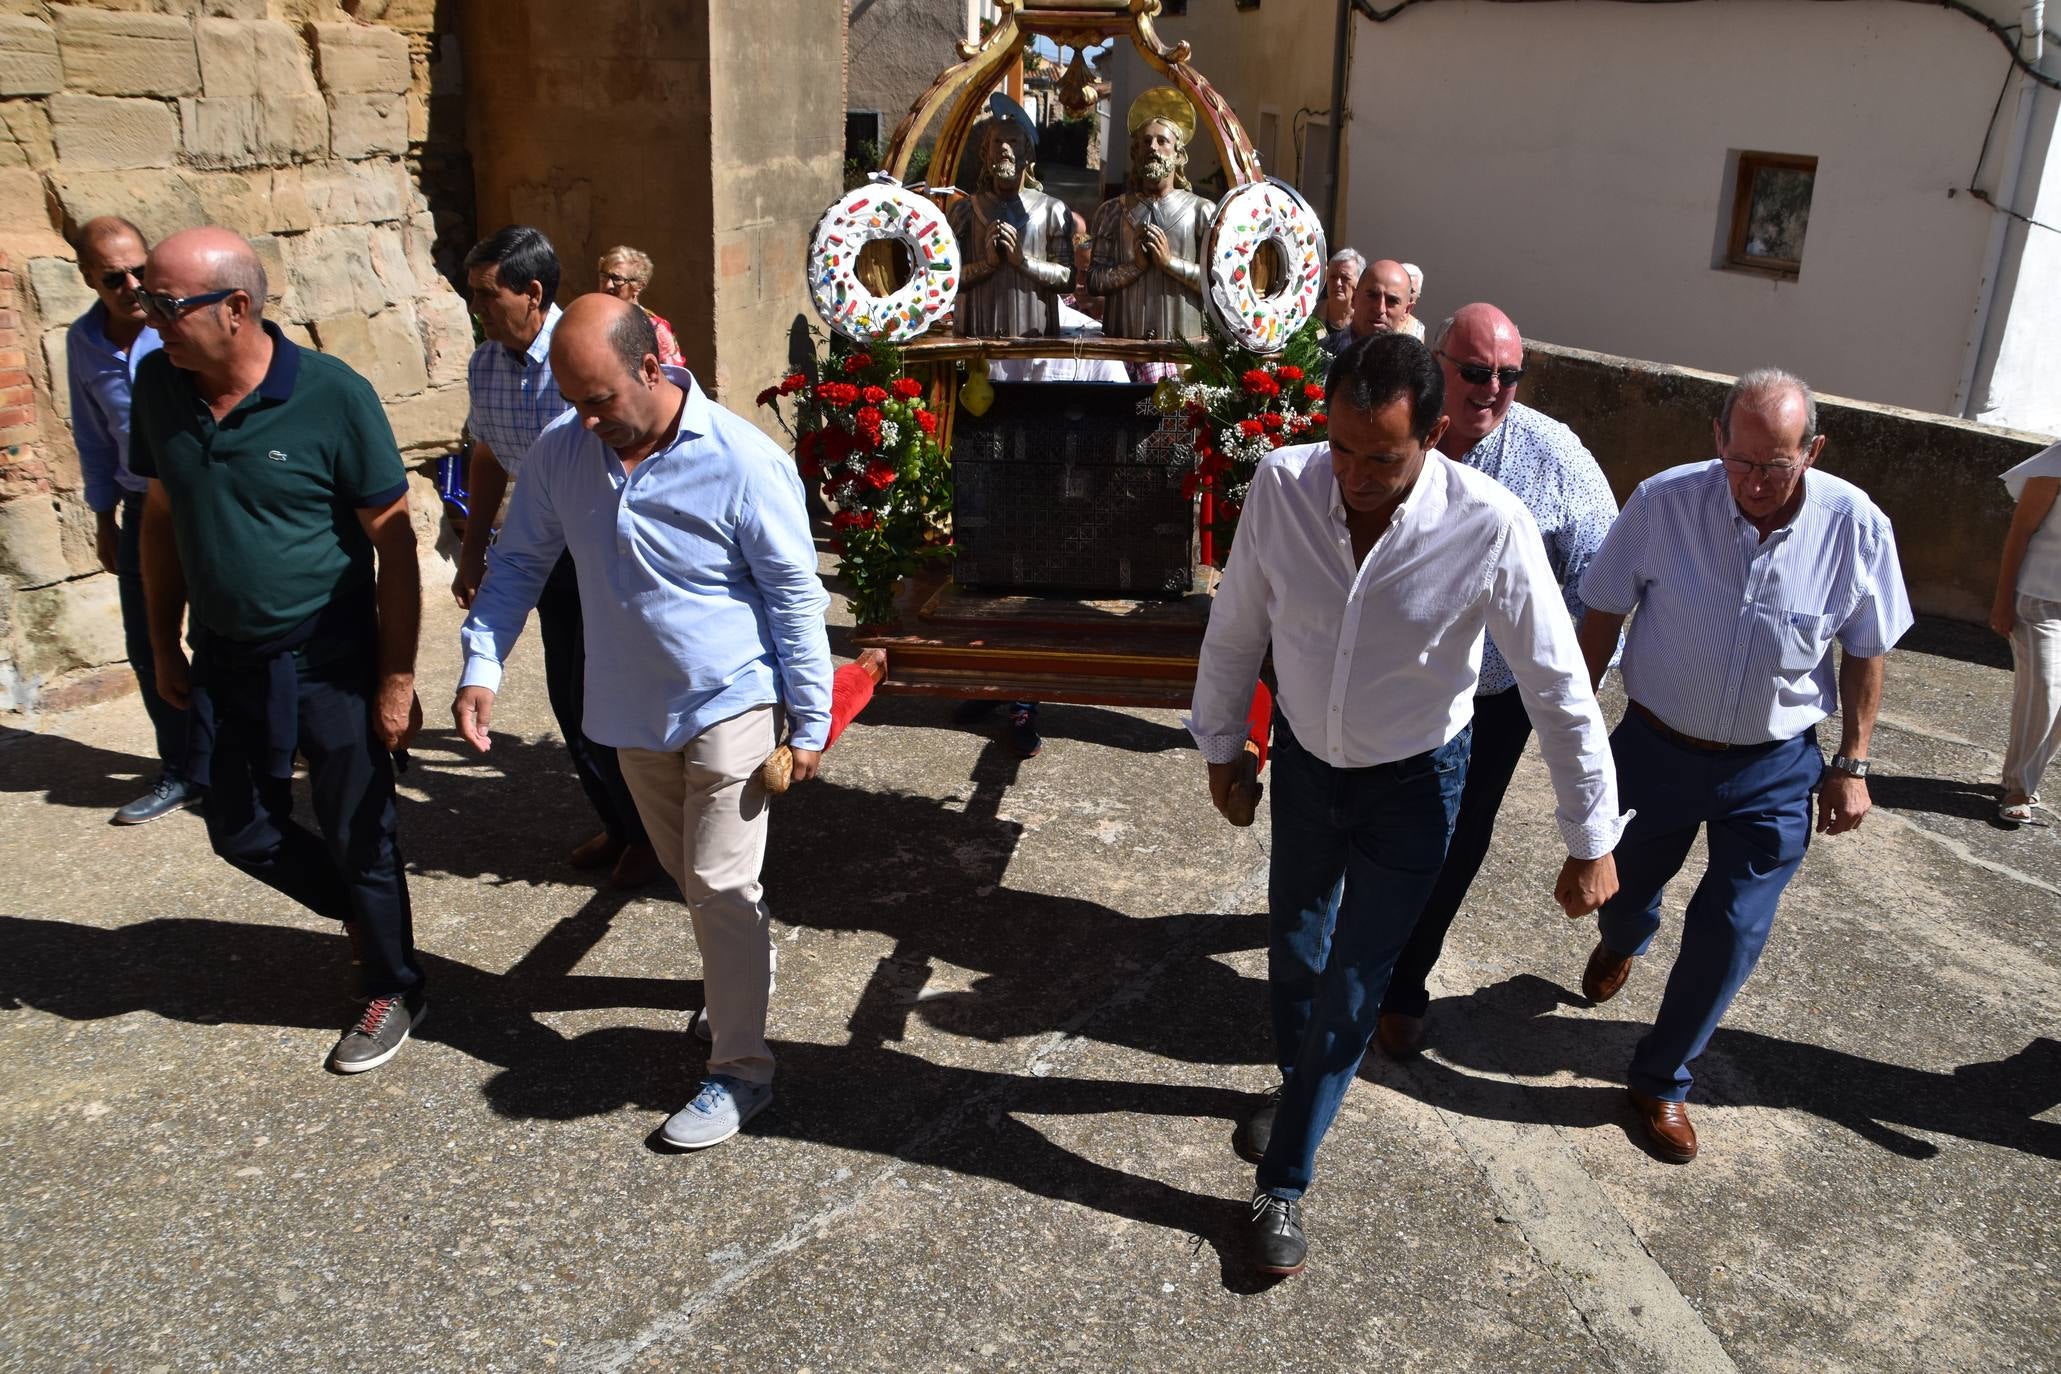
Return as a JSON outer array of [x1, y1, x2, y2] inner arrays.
[[137, 287, 238, 323], [99, 265, 144, 291], [1438, 352, 1525, 389]]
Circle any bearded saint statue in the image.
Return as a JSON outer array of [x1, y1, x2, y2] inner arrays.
[[948, 96, 1074, 338], [1088, 88, 1216, 342]]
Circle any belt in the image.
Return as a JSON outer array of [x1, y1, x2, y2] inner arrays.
[[1630, 701, 1736, 752]]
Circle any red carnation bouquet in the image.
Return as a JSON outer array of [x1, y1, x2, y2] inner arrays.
[[757, 336, 952, 626]]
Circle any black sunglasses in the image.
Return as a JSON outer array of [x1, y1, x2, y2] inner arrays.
[[99, 265, 144, 291], [137, 286, 238, 322], [1438, 352, 1525, 389]]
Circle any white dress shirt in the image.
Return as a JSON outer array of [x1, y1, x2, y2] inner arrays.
[[1187, 442, 1628, 859], [1578, 461, 1913, 745]]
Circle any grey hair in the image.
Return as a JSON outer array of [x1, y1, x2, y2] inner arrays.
[[1720, 367, 1818, 447], [217, 251, 268, 316], [1328, 247, 1365, 276], [1430, 314, 1456, 349], [599, 244, 656, 285]]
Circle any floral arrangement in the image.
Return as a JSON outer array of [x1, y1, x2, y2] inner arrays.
[[1156, 314, 1329, 560], [756, 336, 953, 627]]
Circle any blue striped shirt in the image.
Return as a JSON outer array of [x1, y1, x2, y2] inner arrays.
[[458, 369, 834, 752], [65, 303, 162, 512], [1578, 460, 1912, 745], [465, 303, 566, 477], [1446, 403, 1618, 695]]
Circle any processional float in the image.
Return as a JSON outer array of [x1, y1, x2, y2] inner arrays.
[[763, 0, 1324, 791]]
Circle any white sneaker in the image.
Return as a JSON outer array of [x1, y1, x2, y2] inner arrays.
[[660, 1074, 772, 1149]]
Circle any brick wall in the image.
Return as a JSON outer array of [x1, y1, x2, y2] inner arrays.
[[0, 0, 471, 714]]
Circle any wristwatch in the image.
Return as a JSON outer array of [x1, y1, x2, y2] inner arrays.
[[1825, 755, 1871, 778]]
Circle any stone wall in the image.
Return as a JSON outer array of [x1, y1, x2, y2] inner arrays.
[[1521, 341, 2052, 625], [0, 0, 470, 713]]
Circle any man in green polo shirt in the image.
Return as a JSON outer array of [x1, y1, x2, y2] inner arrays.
[[131, 226, 428, 1074]]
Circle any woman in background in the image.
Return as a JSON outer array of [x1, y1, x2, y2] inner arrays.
[[1990, 440, 2061, 824], [597, 245, 686, 367]]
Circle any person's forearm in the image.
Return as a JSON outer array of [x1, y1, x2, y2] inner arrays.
[[140, 484, 186, 655], [1577, 610, 1627, 691], [462, 447, 509, 561], [374, 528, 421, 678], [1835, 652, 1884, 760]]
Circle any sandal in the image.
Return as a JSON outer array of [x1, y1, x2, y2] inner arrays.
[[1999, 793, 2039, 823]]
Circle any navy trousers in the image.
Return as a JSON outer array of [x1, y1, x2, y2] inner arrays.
[[117, 490, 191, 778], [535, 551, 646, 847]]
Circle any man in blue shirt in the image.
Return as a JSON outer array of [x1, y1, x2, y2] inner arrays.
[[454, 294, 832, 1151], [64, 216, 195, 824], [1574, 368, 1912, 1164]]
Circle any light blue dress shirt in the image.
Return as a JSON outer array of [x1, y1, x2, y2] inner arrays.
[[458, 368, 834, 752], [465, 302, 566, 477], [1579, 460, 1913, 745], [65, 302, 162, 512]]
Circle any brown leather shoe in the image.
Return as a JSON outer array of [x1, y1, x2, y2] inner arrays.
[[1627, 1089, 1698, 1163], [1376, 1011, 1424, 1060], [1582, 942, 1633, 1004], [609, 840, 663, 890], [570, 830, 624, 871]]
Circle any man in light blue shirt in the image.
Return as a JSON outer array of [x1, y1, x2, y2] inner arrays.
[[454, 294, 831, 1152], [64, 215, 195, 825], [1574, 367, 1912, 1166]]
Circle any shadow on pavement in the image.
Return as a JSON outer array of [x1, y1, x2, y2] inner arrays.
[[0, 725, 161, 811], [1870, 772, 2013, 826]]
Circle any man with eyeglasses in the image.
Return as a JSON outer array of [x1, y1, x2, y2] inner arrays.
[[1372, 303, 1619, 1059], [127, 226, 429, 1073], [452, 225, 657, 890], [1571, 368, 1911, 1163], [64, 216, 198, 825]]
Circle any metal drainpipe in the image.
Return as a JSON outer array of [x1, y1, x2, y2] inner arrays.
[[1327, 0, 1352, 240], [1954, 0, 2046, 418]]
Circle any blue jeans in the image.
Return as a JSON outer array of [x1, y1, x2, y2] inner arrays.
[[1598, 709, 1819, 1102], [1256, 715, 1470, 1200], [117, 490, 191, 778]]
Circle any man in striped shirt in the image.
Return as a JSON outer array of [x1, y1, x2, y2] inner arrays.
[[1574, 368, 1912, 1164]]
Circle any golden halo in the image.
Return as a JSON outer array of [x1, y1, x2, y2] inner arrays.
[[1126, 86, 1197, 145]]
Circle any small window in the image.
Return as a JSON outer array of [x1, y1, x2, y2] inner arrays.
[[1235, 0, 1262, 9], [1725, 151, 1816, 278], [1161, 0, 1187, 13]]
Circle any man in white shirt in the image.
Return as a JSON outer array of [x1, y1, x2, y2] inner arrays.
[[1574, 368, 1911, 1166], [1188, 333, 1626, 1277]]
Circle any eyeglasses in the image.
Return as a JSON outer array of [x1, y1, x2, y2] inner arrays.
[[1437, 352, 1525, 388], [1719, 456, 1804, 478], [99, 265, 144, 291], [136, 287, 237, 323], [600, 272, 642, 289]]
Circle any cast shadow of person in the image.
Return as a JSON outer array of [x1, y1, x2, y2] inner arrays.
[[1374, 973, 2061, 1163], [0, 723, 174, 813]]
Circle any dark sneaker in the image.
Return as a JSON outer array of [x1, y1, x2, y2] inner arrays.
[[112, 773, 201, 826], [1234, 1084, 1282, 1164], [1247, 1191, 1308, 1276], [1007, 703, 1043, 758], [660, 1074, 772, 1149], [330, 988, 426, 1074]]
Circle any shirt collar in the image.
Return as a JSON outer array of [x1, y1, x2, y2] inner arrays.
[[666, 365, 710, 443], [1714, 457, 1812, 539], [78, 300, 157, 356], [1323, 444, 1437, 522], [254, 320, 300, 400], [510, 302, 562, 367]]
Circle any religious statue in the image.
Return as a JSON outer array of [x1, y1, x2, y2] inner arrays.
[[948, 95, 1075, 338], [1088, 87, 1216, 342]]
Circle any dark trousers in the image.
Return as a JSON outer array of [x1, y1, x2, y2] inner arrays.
[[202, 651, 423, 999], [116, 490, 190, 778], [1257, 716, 1470, 1200], [1381, 685, 1534, 1018], [536, 551, 645, 846], [1597, 709, 1819, 1102]]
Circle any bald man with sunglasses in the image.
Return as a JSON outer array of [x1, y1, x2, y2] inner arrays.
[[1371, 303, 1620, 1059]]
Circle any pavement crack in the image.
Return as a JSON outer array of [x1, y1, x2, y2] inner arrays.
[[1870, 810, 2061, 898]]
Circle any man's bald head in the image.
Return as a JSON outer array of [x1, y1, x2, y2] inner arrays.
[[550, 292, 675, 454], [553, 291, 657, 381], [149, 226, 268, 313], [1432, 302, 1525, 454], [1351, 259, 1414, 339]]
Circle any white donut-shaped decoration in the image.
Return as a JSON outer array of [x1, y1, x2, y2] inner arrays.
[[806, 180, 961, 344], [1204, 178, 1329, 354]]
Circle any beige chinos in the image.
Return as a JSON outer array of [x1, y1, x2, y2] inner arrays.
[[2005, 594, 2061, 802], [618, 703, 778, 1085]]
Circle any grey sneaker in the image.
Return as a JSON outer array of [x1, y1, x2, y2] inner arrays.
[[330, 988, 426, 1074], [660, 1074, 772, 1149], [112, 772, 202, 825]]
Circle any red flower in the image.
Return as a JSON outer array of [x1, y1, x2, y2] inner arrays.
[[861, 384, 889, 405], [1276, 365, 1304, 382], [1180, 471, 1202, 500], [1238, 418, 1265, 438], [1303, 383, 1325, 403], [1241, 369, 1279, 398], [1268, 434, 1286, 448], [755, 386, 777, 408], [832, 508, 878, 531], [813, 381, 859, 407], [914, 409, 938, 435], [1307, 411, 1327, 426], [891, 377, 924, 399], [842, 353, 874, 374], [1199, 449, 1230, 478], [1220, 500, 1243, 522], [779, 372, 808, 395], [827, 537, 844, 555], [1259, 411, 1285, 431], [863, 461, 898, 490]]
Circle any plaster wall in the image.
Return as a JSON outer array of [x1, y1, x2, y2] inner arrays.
[[845, 0, 965, 148], [1965, 80, 2061, 434], [1344, 1, 2036, 421], [1520, 341, 2050, 623]]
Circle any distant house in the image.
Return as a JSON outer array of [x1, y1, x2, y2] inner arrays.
[[845, 0, 989, 165], [1111, 0, 2061, 433]]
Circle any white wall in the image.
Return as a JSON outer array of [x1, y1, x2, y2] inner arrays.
[[1970, 80, 2061, 434], [1344, 0, 2029, 419]]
